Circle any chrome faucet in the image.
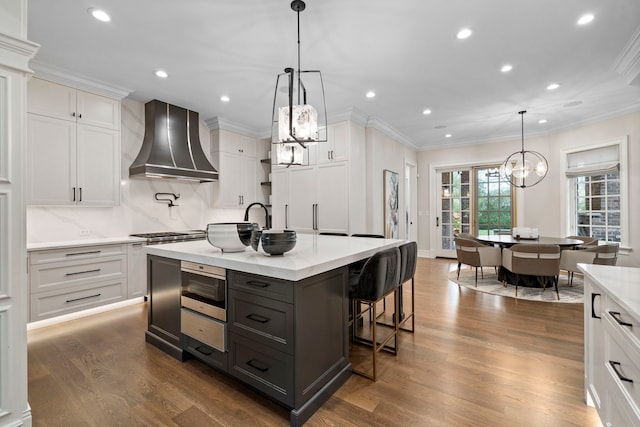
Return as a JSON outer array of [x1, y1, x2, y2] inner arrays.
[[243, 202, 271, 229]]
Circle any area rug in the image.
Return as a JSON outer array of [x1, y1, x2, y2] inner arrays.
[[449, 267, 584, 303]]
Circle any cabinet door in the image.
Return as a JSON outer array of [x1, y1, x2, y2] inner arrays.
[[27, 77, 76, 122], [27, 114, 76, 205], [147, 255, 182, 351], [76, 124, 120, 206], [317, 122, 348, 164], [271, 169, 290, 229], [218, 151, 243, 207], [76, 90, 120, 130], [317, 162, 349, 234], [288, 167, 316, 232], [127, 242, 147, 298], [241, 155, 257, 206], [585, 280, 606, 411]]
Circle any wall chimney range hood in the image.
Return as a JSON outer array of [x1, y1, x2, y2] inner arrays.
[[129, 100, 218, 182]]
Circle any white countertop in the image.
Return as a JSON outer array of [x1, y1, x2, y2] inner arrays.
[[145, 234, 405, 281], [27, 236, 146, 251], [579, 263, 640, 318]]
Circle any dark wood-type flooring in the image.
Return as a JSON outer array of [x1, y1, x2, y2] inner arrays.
[[28, 258, 600, 426]]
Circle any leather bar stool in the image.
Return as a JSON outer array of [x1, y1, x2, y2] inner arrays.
[[350, 246, 401, 381], [397, 241, 417, 333]]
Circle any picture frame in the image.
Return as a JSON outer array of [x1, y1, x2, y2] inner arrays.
[[384, 169, 399, 238]]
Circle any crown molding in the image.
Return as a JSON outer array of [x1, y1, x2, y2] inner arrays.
[[328, 107, 369, 127], [0, 33, 40, 73], [205, 116, 261, 138], [366, 116, 418, 150], [30, 60, 133, 99], [613, 25, 640, 86]]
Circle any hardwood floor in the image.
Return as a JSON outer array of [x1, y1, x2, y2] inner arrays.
[[27, 258, 600, 426]]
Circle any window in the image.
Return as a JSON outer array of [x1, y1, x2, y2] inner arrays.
[[566, 138, 627, 245], [475, 167, 513, 236]]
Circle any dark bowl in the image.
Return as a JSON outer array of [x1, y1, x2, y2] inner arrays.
[[251, 230, 296, 255]]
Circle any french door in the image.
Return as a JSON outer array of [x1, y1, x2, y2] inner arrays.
[[435, 166, 513, 258]]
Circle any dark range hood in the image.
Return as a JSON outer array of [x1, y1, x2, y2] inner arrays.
[[129, 100, 218, 182]]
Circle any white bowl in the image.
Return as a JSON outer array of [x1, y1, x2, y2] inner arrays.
[[206, 222, 256, 252]]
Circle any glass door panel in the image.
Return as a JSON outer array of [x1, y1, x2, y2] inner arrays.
[[436, 169, 471, 257], [475, 167, 513, 236]]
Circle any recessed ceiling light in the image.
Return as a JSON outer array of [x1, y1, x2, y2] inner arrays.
[[501, 64, 513, 73], [434, 125, 447, 129], [546, 83, 560, 90], [577, 14, 594, 25], [563, 100, 583, 108], [366, 91, 376, 98], [422, 109, 432, 115], [88, 8, 111, 22], [154, 70, 168, 78], [445, 134, 452, 138], [457, 28, 472, 39], [538, 119, 548, 124], [220, 95, 230, 102]]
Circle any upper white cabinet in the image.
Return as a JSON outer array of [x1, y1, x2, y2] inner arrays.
[[27, 78, 121, 206], [211, 129, 259, 208], [316, 121, 348, 164]]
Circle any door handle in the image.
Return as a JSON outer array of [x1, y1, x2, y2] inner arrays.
[[79, 187, 82, 202], [609, 311, 632, 327], [285, 204, 289, 228], [72, 187, 76, 202], [436, 217, 440, 227], [591, 293, 601, 319]]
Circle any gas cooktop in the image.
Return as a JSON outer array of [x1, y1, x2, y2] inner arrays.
[[130, 230, 206, 244]]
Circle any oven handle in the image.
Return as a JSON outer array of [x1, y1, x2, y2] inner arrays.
[[181, 266, 226, 281]]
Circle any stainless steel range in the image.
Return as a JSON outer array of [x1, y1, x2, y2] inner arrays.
[[130, 230, 206, 245]]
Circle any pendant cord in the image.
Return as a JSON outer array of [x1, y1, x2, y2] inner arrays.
[[296, 8, 301, 105]]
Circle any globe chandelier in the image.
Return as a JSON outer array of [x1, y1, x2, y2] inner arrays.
[[500, 110, 548, 188]]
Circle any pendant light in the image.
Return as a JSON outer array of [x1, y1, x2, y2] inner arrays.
[[271, 0, 327, 167], [500, 110, 548, 188]]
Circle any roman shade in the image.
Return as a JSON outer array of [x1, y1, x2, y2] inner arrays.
[[565, 145, 619, 177]]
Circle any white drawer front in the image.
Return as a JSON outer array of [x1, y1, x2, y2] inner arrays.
[[30, 255, 127, 293], [181, 309, 226, 352], [30, 244, 127, 265], [30, 279, 127, 322], [605, 315, 640, 411], [606, 296, 640, 350]]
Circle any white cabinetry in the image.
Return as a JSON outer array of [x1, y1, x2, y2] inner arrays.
[[271, 168, 290, 229], [316, 121, 348, 164], [28, 243, 128, 322], [583, 264, 640, 427], [27, 77, 121, 206], [211, 129, 258, 208], [127, 242, 147, 298]]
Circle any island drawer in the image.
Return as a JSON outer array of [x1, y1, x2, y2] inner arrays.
[[29, 255, 127, 294], [228, 271, 293, 303], [181, 309, 227, 352], [228, 289, 293, 354], [228, 333, 294, 407], [30, 278, 127, 322], [29, 244, 127, 265], [183, 335, 228, 373], [604, 296, 640, 348]]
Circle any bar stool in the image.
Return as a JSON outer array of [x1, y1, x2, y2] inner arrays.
[[350, 247, 401, 381], [397, 241, 416, 333]]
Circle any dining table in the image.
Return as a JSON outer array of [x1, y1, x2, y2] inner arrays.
[[474, 235, 584, 287]]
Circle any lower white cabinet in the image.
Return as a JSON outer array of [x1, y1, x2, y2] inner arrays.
[[583, 265, 640, 426], [28, 242, 145, 322]]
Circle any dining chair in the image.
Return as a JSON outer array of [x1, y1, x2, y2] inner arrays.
[[454, 237, 502, 286], [592, 244, 619, 265], [565, 235, 599, 248], [502, 244, 561, 299], [560, 243, 619, 286]]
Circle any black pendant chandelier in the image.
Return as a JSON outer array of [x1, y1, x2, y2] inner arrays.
[[271, 0, 327, 167], [500, 110, 548, 188]]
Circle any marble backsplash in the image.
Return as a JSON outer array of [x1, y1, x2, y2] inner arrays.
[[26, 98, 252, 243]]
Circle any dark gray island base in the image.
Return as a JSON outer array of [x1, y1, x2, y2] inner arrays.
[[145, 254, 351, 426]]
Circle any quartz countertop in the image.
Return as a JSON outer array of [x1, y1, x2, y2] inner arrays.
[[27, 236, 147, 251], [145, 234, 404, 281], [579, 263, 640, 318]]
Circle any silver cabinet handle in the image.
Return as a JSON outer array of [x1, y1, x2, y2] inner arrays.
[[66, 293, 100, 303], [72, 187, 76, 202], [65, 268, 101, 277], [285, 204, 289, 228], [66, 250, 101, 256], [79, 187, 82, 202]]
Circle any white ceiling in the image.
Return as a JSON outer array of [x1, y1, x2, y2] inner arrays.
[[27, 0, 640, 150]]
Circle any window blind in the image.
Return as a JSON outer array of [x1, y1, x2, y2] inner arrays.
[[565, 145, 619, 177]]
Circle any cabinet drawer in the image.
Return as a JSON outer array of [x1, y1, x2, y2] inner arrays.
[[605, 297, 640, 350], [605, 316, 640, 409], [30, 255, 127, 294], [181, 309, 226, 352], [228, 271, 293, 303], [229, 289, 293, 354], [30, 279, 126, 322], [182, 335, 228, 373], [30, 244, 127, 264], [228, 334, 294, 407]]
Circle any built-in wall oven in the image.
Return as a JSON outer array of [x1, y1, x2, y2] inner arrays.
[[180, 261, 227, 353]]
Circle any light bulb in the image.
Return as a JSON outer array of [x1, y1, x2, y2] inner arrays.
[[536, 161, 547, 177]]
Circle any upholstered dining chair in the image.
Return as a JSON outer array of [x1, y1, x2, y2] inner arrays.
[[454, 237, 502, 286], [454, 232, 476, 240], [565, 235, 599, 247], [502, 244, 561, 299], [350, 247, 401, 381], [560, 243, 619, 286]]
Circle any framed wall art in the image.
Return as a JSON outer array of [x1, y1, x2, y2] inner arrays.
[[384, 169, 399, 238]]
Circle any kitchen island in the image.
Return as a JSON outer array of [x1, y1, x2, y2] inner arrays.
[[144, 233, 402, 426]]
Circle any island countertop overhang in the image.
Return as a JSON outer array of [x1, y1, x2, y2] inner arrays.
[[144, 234, 405, 281]]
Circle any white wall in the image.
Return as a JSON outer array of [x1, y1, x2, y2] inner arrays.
[[365, 127, 418, 237], [27, 98, 247, 243], [417, 111, 640, 267]]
